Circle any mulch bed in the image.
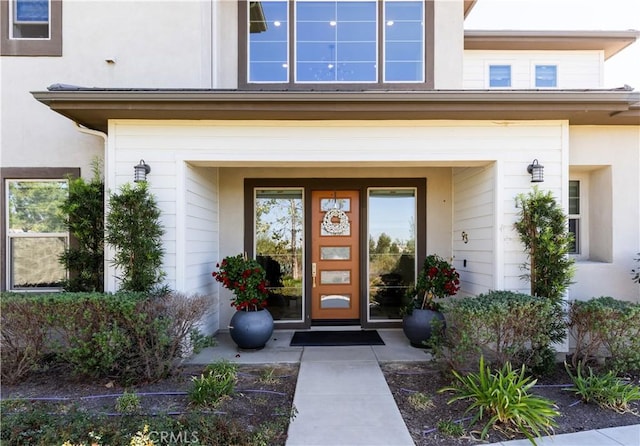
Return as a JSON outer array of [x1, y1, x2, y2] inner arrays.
[[381, 361, 640, 446]]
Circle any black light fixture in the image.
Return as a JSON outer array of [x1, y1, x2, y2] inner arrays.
[[134, 159, 151, 182], [527, 159, 544, 183]]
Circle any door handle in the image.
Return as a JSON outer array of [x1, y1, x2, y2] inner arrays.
[[312, 262, 317, 288]]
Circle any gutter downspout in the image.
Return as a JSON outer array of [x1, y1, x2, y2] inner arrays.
[[74, 123, 110, 293]]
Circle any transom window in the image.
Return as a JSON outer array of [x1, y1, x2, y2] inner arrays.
[[245, 0, 428, 87], [568, 180, 580, 254]]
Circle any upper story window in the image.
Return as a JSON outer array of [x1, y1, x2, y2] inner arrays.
[[1, 0, 62, 56], [242, 0, 431, 89], [535, 64, 557, 88], [489, 64, 511, 88]]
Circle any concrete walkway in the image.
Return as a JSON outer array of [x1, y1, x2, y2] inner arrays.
[[187, 329, 640, 446]]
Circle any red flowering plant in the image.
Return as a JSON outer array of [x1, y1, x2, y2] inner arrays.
[[212, 254, 268, 311], [406, 254, 460, 312]]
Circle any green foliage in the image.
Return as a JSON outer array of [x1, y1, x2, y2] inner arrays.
[[407, 391, 434, 410], [115, 391, 142, 414], [436, 419, 465, 437], [564, 362, 640, 414], [189, 361, 238, 407], [59, 161, 105, 292], [0, 291, 210, 384], [568, 297, 640, 373], [212, 254, 269, 311], [632, 253, 640, 283], [514, 186, 575, 301], [258, 367, 280, 385], [439, 356, 559, 444], [190, 328, 217, 354], [0, 294, 51, 383], [405, 254, 460, 312], [8, 180, 68, 232], [434, 291, 565, 372], [105, 182, 165, 292]]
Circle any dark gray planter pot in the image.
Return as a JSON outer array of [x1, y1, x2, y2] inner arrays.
[[402, 309, 446, 348], [229, 308, 274, 350]]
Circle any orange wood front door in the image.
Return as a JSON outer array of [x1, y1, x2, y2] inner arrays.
[[311, 190, 360, 321]]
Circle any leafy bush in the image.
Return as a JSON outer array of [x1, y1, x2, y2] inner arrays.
[[105, 182, 165, 293], [58, 160, 104, 292], [434, 291, 565, 372], [439, 356, 559, 443], [0, 295, 51, 383], [564, 362, 640, 414], [0, 291, 211, 384], [514, 187, 575, 301], [568, 297, 640, 373], [115, 391, 142, 414], [436, 419, 464, 437], [189, 361, 238, 407]]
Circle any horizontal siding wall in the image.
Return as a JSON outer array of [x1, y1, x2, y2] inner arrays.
[[453, 165, 495, 296], [183, 164, 220, 333], [463, 50, 603, 89], [108, 120, 567, 309]]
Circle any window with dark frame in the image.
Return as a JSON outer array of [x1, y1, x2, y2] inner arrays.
[[243, 0, 431, 89], [1, 0, 62, 56]]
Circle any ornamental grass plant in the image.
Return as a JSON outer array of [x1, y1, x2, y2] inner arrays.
[[439, 356, 559, 444]]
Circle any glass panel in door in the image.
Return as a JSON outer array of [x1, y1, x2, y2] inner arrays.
[[311, 190, 360, 320], [255, 189, 304, 322], [368, 188, 416, 321]]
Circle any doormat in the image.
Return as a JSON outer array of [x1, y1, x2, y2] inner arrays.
[[290, 330, 385, 347]]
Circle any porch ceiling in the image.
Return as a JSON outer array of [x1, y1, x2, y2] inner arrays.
[[32, 88, 640, 134]]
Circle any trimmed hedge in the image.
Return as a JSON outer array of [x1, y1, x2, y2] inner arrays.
[[1, 291, 211, 384], [568, 296, 640, 373], [435, 291, 565, 374]]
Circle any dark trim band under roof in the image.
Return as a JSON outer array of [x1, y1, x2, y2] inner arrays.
[[32, 88, 640, 133]]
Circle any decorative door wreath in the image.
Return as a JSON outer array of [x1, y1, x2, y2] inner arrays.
[[322, 208, 349, 234]]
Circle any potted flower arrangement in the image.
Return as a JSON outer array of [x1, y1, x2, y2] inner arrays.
[[402, 254, 460, 348], [212, 253, 273, 349]]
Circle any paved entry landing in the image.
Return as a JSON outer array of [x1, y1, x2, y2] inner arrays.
[[285, 346, 414, 446]]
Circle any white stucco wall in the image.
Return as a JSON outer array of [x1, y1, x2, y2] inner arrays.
[[569, 126, 640, 303], [433, 0, 464, 89]]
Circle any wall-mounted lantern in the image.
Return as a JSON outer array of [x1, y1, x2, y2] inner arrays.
[[134, 159, 151, 183], [527, 159, 544, 183]]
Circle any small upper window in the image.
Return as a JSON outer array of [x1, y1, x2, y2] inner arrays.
[[489, 64, 511, 88], [245, 0, 428, 88], [11, 0, 50, 39], [1, 0, 62, 56], [535, 64, 557, 88]]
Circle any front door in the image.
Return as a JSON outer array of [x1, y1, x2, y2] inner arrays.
[[311, 190, 360, 321]]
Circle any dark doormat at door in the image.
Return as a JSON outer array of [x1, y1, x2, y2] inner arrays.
[[290, 330, 385, 346]]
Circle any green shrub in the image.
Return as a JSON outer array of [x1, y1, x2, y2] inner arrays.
[[105, 182, 165, 293], [568, 297, 640, 373], [0, 291, 211, 384], [434, 291, 565, 372], [436, 419, 465, 437], [115, 391, 142, 414], [514, 187, 575, 301], [189, 361, 238, 407], [564, 362, 640, 414], [0, 294, 52, 383], [439, 356, 559, 444], [58, 160, 104, 292]]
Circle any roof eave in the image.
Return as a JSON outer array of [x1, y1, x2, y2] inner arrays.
[[32, 89, 640, 133]]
